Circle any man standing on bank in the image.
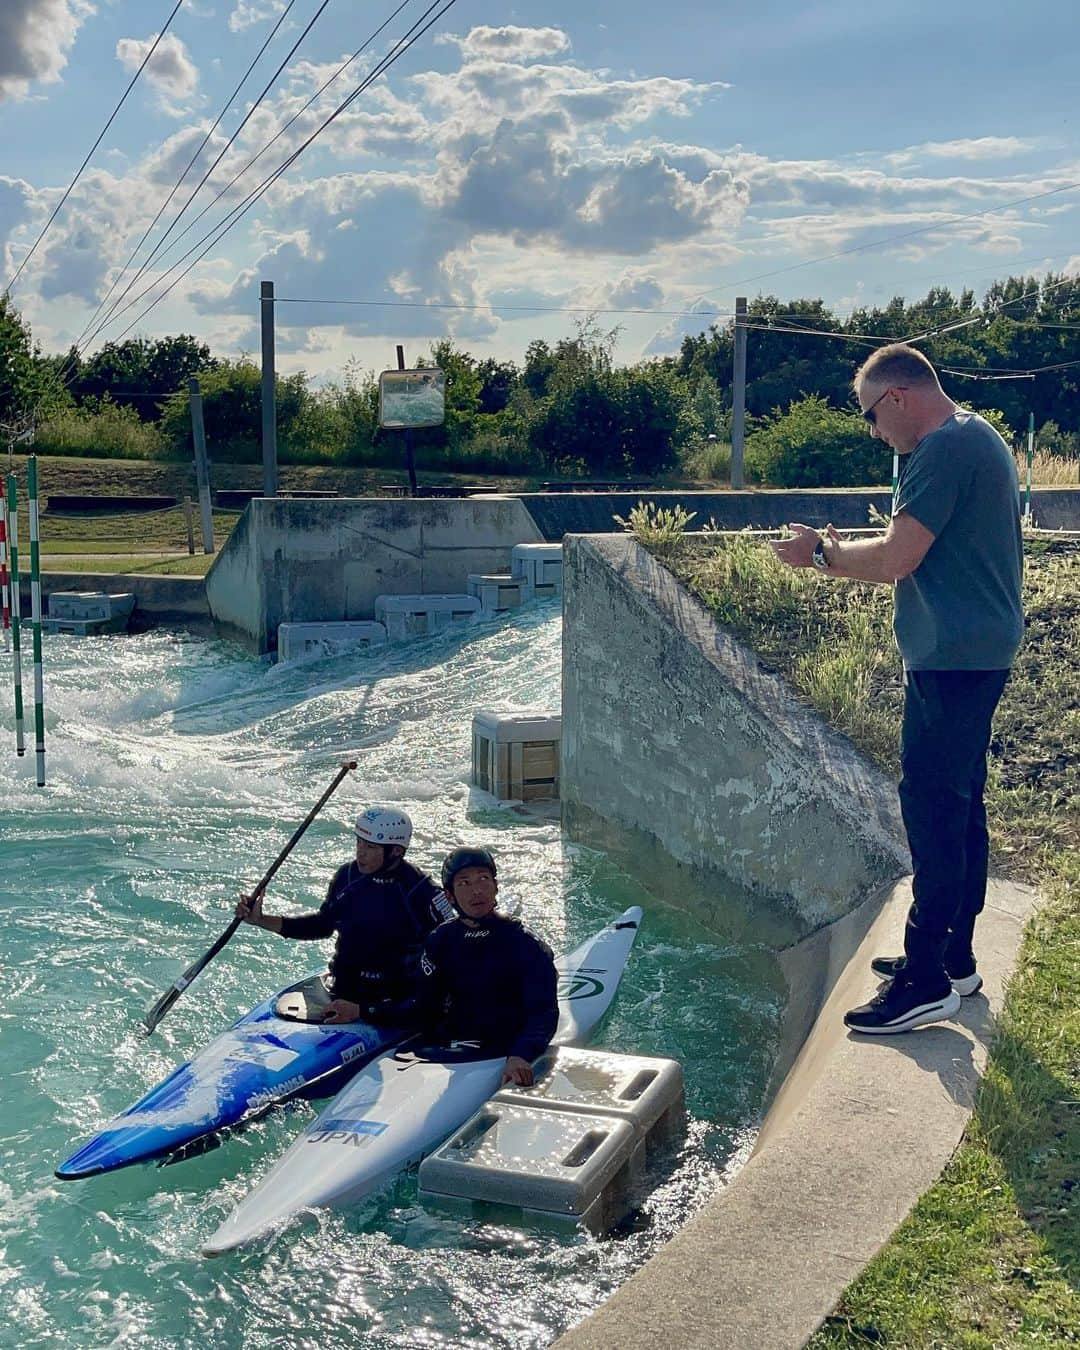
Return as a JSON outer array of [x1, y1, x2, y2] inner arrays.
[[770, 344, 1023, 1034]]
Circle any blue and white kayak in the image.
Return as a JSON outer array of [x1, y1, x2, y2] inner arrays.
[[56, 976, 407, 1180], [203, 906, 642, 1255]]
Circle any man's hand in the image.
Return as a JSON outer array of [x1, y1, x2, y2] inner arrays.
[[769, 522, 820, 569], [501, 1055, 534, 1086], [324, 999, 362, 1024], [236, 891, 265, 925]]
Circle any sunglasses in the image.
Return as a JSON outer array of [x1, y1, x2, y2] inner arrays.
[[861, 386, 906, 425]]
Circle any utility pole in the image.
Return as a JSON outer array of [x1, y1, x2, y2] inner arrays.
[[260, 280, 278, 497], [188, 377, 215, 553], [731, 296, 747, 489], [396, 344, 418, 496]]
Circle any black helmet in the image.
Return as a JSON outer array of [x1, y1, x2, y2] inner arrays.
[[441, 846, 497, 897]]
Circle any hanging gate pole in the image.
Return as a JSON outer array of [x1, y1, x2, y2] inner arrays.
[[27, 456, 46, 786], [0, 494, 10, 644], [5, 474, 25, 756]]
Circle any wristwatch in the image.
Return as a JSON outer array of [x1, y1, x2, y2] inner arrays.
[[811, 537, 831, 571]]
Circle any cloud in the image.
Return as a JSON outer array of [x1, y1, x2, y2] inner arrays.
[[0, 174, 37, 278], [441, 25, 571, 63], [228, 0, 285, 32], [0, 0, 93, 101], [886, 136, 1040, 169], [645, 297, 730, 356], [116, 31, 199, 104]]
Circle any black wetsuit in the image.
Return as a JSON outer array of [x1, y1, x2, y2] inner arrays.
[[404, 913, 559, 1062], [278, 860, 454, 1004]]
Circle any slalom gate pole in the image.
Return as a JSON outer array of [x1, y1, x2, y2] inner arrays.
[[6, 474, 24, 756], [27, 456, 45, 786], [0, 494, 9, 644]]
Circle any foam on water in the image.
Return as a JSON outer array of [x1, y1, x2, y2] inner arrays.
[[0, 602, 783, 1349]]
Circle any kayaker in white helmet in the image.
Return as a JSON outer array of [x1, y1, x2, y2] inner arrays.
[[236, 807, 454, 1024]]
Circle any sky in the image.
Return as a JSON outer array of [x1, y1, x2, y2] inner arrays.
[[1, 0, 1078, 380]]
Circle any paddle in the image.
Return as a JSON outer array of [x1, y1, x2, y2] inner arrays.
[[141, 759, 358, 1036]]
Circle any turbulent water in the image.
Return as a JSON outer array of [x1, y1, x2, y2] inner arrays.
[[0, 602, 783, 1350]]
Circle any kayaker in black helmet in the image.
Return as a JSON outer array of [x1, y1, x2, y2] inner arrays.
[[379, 845, 558, 1086], [235, 806, 454, 1024]]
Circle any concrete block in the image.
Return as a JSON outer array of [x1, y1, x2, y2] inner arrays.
[[277, 621, 387, 663], [510, 542, 564, 596], [467, 572, 526, 612], [374, 593, 480, 641], [472, 710, 561, 801], [47, 591, 135, 622], [496, 1046, 686, 1161], [43, 591, 135, 634], [511, 542, 564, 595], [418, 1101, 642, 1234]]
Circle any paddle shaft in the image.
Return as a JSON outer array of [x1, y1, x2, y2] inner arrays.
[[141, 760, 358, 1035]]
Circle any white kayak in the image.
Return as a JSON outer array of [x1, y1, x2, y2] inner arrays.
[[203, 905, 642, 1255]]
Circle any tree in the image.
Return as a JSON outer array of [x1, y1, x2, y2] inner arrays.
[[71, 335, 217, 420], [0, 295, 69, 424], [159, 358, 306, 462], [745, 395, 890, 487]]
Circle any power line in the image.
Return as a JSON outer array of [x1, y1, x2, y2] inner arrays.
[[73, 0, 304, 357], [108, 0, 459, 346], [81, 0, 338, 353], [5, 0, 187, 295], [79, 0, 421, 356], [275, 295, 736, 319]]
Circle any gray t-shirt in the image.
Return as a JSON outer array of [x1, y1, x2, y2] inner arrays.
[[892, 410, 1023, 671]]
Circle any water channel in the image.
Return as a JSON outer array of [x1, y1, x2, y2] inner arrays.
[[0, 601, 784, 1348]]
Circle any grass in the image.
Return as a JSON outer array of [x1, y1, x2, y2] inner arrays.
[[1015, 450, 1080, 487], [645, 528, 1080, 1349], [39, 553, 216, 577]]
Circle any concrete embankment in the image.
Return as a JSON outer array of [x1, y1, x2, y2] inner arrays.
[[561, 534, 907, 937], [555, 533, 1036, 1350], [205, 495, 543, 651]]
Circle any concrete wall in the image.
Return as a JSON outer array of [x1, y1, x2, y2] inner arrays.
[[520, 486, 1080, 540], [561, 534, 908, 936], [204, 496, 544, 651], [32, 571, 210, 629]]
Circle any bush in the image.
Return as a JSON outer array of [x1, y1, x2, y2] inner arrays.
[[34, 399, 165, 459], [745, 395, 890, 486], [681, 437, 732, 482]]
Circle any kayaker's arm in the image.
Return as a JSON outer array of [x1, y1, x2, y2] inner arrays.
[[507, 938, 559, 1066], [235, 891, 283, 934]]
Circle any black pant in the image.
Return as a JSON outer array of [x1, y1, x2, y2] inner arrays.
[[899, 668, 1009, 985]]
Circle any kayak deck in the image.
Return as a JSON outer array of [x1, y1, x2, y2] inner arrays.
[[56, 975, 406, 1180]]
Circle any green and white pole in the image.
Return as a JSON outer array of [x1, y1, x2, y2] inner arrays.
[[6, 474, 25, 756], [27, 456, 45, 786], [891, 452, 899, 514], [1024, 412, 1034, 523]]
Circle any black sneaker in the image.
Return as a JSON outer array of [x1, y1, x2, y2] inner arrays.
[[871, 954, 983, 997], [845, 977, 961, 1034]]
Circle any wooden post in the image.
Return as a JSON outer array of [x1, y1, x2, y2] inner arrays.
[[731, 296, 747, 490], [260, 280, 278, 498], [183, 497, 196, 555], [188, 377, 215, 553], [396, 345, 418, 496]]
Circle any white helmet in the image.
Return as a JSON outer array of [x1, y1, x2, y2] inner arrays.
[[355, 806, 413, 849]]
